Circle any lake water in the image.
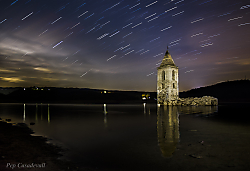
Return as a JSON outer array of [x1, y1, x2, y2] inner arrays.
[[1, 103, 250, 171]]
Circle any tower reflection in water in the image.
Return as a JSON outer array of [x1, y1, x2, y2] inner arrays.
[[157, 106, 179, 158], [177, 106, 218, 115], [157, 105, 218, 158]]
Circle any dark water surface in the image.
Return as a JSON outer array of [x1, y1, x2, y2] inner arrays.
[[1, 103, 250, 171]]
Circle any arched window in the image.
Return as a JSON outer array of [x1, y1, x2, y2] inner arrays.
[[162, 71, 165, 81], [172, 70, 175, 80], [162, 84, 165, 89], [173, 83, 175, 88]]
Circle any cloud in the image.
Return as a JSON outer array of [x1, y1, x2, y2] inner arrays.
[[34, 67, 51, 73], [42, 77, 60, 81], [0, 77, 24, 83], [0, 33, 67, 57], [0, 69, 16, 73], [215, 58, 250, 65]]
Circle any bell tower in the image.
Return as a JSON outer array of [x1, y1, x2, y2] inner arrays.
[[157, 47, 179, 105]]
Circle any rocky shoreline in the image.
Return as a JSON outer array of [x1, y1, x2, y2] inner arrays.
[[0, 119, 79, 171], [161, 96, 218, 106]]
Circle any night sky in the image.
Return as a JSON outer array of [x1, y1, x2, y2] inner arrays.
[[0, 0, 250, 92]]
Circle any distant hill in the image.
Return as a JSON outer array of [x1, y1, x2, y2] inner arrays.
[[1, 79, 249, 104], [0, 87, 157, 104], [179, 79, 250, 103]]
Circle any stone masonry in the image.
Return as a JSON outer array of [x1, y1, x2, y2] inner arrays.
[[157, 49, 179, 104]]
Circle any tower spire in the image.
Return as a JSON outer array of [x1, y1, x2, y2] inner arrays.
[[159, 47, 176, 68]]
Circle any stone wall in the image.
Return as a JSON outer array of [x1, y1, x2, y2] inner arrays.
[[162, 96, 218, 106]]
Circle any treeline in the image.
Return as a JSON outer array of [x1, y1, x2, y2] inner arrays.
[[179, 79, 250, 102], [1, 79, 249, 104], [0, 87, 157, 104]]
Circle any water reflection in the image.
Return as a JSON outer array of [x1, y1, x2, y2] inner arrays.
[[104, 104, 107, 127], [48, 104, 50, 123], [103, 104, 107, 115], [177, 106, 218, 115], [157, 105, 218, 158], [23, 104, 26, 122], [1, 103, 237, 170], [143, 103, 146, 115], [41, 104, 43, 120], [157, 106, 179, 158], [35, 104, 38, 121], [33, 104, 51, 124]]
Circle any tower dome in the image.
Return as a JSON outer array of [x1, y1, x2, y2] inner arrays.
[[157, 49, 176, 69]]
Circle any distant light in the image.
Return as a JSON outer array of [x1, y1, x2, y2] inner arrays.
[[104, 91, 107, 93], [24, 88, 25, 90]]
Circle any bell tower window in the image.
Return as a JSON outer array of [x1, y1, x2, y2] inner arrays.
[[172, 70, 175, 80], [162, 71, 165, 81]]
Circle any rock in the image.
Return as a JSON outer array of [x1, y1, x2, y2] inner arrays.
[[160, 96, 218, 106], [189, 154, 203, 159], [16, 123, 27, 127]]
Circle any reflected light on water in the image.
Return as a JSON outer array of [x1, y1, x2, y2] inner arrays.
[[143, 103, 146, 114], [104, 116, 107, 127], [41, 104, 43, 121], [103, 104, 107, 115], [48, 104, 50, 123], [104, 104, 107, 127], [23, 104, 26, 122], [35, 104, 38, 121]]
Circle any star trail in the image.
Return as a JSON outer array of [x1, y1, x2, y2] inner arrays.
[[0, 0, 249, 91]]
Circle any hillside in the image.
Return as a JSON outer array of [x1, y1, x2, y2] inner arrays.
[[1, 80, 249, 104], [179, 79, 250, 102], [0, 87, 156, 104]]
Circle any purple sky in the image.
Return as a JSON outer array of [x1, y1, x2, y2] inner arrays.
[[0, 0, 250, 91]]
